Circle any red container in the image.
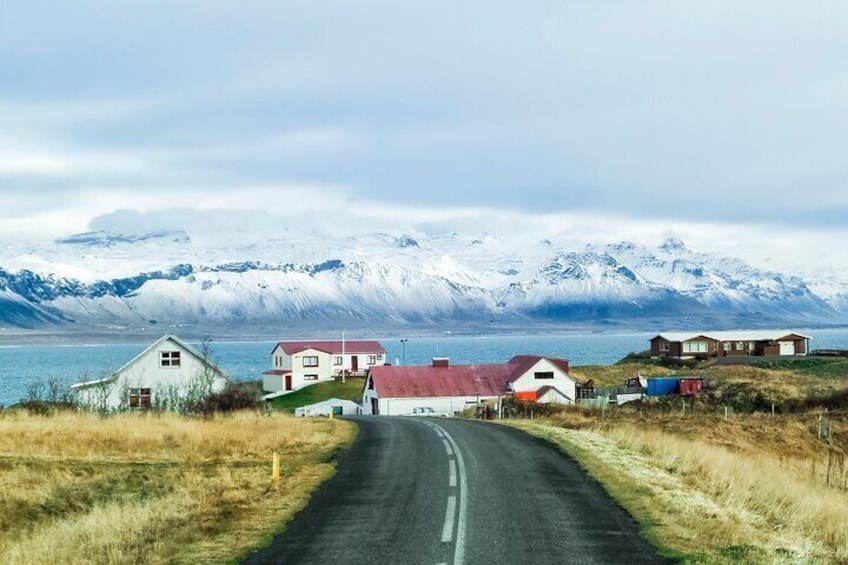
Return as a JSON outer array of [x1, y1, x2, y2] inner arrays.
[[678, 378, 703, 396]]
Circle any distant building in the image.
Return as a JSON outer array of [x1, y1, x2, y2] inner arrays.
[[72, 334, 228, 411], [263, 340, 386, 394], [650, 331, 810, 359], [295, 398, 361, 417], [363, 355, 575, 416]]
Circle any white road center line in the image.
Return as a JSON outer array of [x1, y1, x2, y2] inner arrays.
[[442, 439, 454, 456], [431, 424, 468, 565], [441, 495, 457, 543], [449, 459, 457, 488]]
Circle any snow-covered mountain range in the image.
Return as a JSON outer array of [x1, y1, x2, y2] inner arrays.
[[1, 229, 846, 335]]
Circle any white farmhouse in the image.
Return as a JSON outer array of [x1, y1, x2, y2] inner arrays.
[[72, 334, 228, 411], [363, 355, 575, 416], [262, 340, 386, 394]]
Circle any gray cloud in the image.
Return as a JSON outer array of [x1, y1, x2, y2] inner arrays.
[[2, 1, 848, 230]]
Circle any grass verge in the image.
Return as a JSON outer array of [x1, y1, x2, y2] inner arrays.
[[0, 410, 355, 564]]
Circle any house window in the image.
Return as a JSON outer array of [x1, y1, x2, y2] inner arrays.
[[682, 341, 707, 353], [534, 371, 554, 379], [367, 355, 377, 365], [302, 356, 319, 368], [736, 341, 744, 351], [723, 342, 731, 351], [129, 388, 151, 409], [368, 378, 374, 390], [749, 342, 756, 351], [160, 351, 181, 367], [304, 374, 319, 381], [659, 342, 670, 352], [334, 356, 343, 366]]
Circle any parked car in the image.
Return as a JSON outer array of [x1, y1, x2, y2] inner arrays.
[[405, 406, 448, 417]]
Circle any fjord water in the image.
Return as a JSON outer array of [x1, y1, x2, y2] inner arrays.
[[2, 329, 846, 407]]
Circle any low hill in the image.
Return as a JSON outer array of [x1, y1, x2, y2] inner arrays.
[[270, 377, 367, 412]]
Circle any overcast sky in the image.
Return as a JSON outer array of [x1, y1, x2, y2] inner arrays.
[[2, 1, 848, 272]]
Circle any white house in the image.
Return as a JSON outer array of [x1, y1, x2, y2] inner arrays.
[[262, 340, 386, 394], [294, 398, 361, 418], [363, 355, 575, 416], [72, 334, 228, 411]]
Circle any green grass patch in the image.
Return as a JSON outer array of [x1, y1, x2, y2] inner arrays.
[[270, 378, 366, 412], [750, 357, 848, 378]]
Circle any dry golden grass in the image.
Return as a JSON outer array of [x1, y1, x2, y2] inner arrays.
[[569, 362, 675, 387], [0, 410, 355, 565], [509, 409, 848, 564]]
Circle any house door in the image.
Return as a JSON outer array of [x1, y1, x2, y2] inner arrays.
[[351, 356, 359, 373], [779, 341, 795, 355], [285, 374, 292, 391], [371, 397, 379, 415]]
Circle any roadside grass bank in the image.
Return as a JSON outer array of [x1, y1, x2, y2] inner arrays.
[[0, 410, 356, 564], [506, 411, 848, 564], [269, 376, 366, 412]]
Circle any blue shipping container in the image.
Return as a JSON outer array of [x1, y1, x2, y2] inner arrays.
[[647, 378, 680, 396]]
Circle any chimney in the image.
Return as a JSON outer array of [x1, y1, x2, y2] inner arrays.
[[432, 357, 450, 368]]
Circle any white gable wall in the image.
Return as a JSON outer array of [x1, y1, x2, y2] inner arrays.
[[271, 345, 294, 371], [537, 387, 571, 404], [510, 359, 576, 403]]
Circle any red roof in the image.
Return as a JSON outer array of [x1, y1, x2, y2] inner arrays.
[[274, 340, 386, 355], [369, 355, 570, 399]]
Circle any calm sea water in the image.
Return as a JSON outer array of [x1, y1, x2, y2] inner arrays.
[[2, 329, 846, 407]]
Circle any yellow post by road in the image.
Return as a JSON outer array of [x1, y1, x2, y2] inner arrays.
[[329, 410, 334, 420], [272, 453, 280, 481]]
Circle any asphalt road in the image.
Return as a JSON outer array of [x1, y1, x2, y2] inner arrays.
[[243, 417, 669, 565]]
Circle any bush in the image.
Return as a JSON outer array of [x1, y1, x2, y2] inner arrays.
[[19, 378, 76, 415], [783, 389, 848, 413], [190, 382, 263, 416], [615, 350, 659, 365]]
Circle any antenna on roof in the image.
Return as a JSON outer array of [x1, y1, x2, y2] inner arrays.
[[342, 331, 346, 384]]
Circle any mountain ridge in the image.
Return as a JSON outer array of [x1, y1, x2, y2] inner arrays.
[[1, 232, 846, 333]]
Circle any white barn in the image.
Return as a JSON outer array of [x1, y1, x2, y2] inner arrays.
[[363, 355, 575, 416], [263, 340, 386, 394], [72, 334, 228, 411]]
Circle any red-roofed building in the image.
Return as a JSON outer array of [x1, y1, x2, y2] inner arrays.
[[263, 340, 386, 394], [363, 355, 574, 415]]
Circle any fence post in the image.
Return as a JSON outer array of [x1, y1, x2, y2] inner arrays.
[[272, 453, 280, 481]]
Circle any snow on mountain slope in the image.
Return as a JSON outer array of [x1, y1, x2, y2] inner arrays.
[[49, 260, 496, 327], [0, 229, 846, 331], [588, 239, 836, 318]]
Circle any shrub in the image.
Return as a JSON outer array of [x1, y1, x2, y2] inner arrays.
[[20, 377, 76, 415], [190, 382, 263, 416], [615, 350, 655, 364], [784, 389, 848, 413]]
